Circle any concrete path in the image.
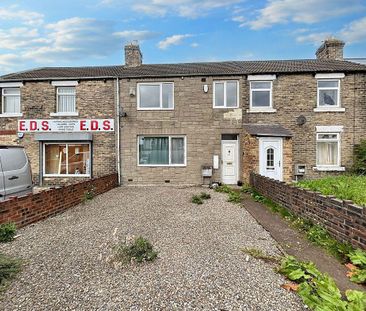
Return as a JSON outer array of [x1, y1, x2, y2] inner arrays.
[[0, 186, 305, 310]]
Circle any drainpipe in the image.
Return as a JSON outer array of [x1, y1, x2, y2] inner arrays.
[[115, 77, 121, 186]]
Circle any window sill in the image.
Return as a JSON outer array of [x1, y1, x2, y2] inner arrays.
[[50, 112, 79, 116], [0, 113, 23, 118], [138, 164, 186, 167], [137, 108, 174, 111], [213, 106, 240, 109], [313, 166, 345, 172], [313, 107, 345, 113], [43, 174, 90, 177], [246, 108, 277, 113]]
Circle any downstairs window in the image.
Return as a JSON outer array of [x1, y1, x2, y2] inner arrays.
[[138, 136, 186, 166], [44, 143, 91, 176]]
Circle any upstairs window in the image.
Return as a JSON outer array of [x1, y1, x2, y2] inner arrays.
[[57, 87, 76, 113], [213, 81, 238, 108], [317, 80, 340, 107], [250, 81, 272, 109], [137, 82, 174, 110], [2, 88, 21, 114]]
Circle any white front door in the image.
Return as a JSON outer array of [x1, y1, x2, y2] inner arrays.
[[259, 137, 283, 181], [221, 140, 238, 184]]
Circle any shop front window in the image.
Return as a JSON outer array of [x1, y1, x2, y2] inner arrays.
[[44, 143, 90, 176]]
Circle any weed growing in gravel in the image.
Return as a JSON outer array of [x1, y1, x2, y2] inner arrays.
[[0, 223, 16, 243], [114, 236, 158, 264], [227, 191, 241, 203], [0, 253, 21, 292], [200, 192, 211, 200], [214, 185, 232, 193], [241, 247, 280, 263], [279, 256, 366, 311], [191, 195, 204, 204], [83, 185, 95, 203]]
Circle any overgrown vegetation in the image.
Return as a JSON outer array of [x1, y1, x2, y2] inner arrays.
[[353, 140, 366, 175], [191, 192, 211, 204], [215, 185, 242, 204], [0, 223, 17, 243], [0, 253, 21, 292], [241, 247, 280, 263], [296, 175, 366, 207], [279, 256, 366, 311], [114, 236, 158, 264], [83, 185, 95, 202], [243, 184, 366, 286]]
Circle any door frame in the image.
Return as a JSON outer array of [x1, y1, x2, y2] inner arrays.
[[221, 138, 239, 184], [259, 137, 283, 181]]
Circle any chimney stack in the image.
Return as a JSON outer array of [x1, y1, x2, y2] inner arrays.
[[124, 41, 142, 67], [316, 38, 345, 61]]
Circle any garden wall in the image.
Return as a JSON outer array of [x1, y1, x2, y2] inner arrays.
[[0, 174, 118, 228], [250, 173, 366, 250]]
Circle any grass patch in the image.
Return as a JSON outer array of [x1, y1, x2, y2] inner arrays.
[[296, 175, 366, 207], [114, 236, 158, 264], [241, 247, 280, 263], [199, 192, 211, 200], [279, 256, 366, 311], [215, 185, 242, 204], [0, 253, 21, 292], [0, 223, 16, 243], [191, 195, 204, 205]]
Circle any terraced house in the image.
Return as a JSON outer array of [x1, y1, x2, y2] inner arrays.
[[0, 38, 365, 186]]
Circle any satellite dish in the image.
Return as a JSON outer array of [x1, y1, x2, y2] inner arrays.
[[296, 115, 307, 126]]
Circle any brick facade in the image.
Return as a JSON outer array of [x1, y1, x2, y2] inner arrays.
[[0, 174, 118, 228], [0, 80, 117, 185], [250, 173, 366, 250]]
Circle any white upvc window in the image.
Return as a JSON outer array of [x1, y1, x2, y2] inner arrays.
[[315, 126, 344, 171], [250, 81, 272, 109], [43, 142, 91, 177], [213, 80, 239, 108], [138, 135, 186, 166], [1, 88, 21, 115], [137, 82, 174, 110], [315, 73, 345, 112], [57, 87, 76, 114]]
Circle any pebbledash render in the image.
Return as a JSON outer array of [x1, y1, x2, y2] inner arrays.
[[0, 39, 365, 186]]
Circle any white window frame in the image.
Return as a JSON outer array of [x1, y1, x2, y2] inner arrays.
[[43, 142, 91, 177], [213, 80, 239, 108], [315, 73, 345, 112], [1, 87, 21, 116], [0, 82, 23, 117], [249, 81, 276, 112], [137, 135, 186, 167], [314, 126, 345, 171], [137, 82, 174, 110], [50, 81, 78, 116]]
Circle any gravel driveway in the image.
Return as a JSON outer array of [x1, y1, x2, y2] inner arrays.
[[0, 186, 305, 310]]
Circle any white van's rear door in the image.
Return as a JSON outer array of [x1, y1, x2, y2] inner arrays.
[[0, 147, 32, 197], [0, 163, 5, 200]]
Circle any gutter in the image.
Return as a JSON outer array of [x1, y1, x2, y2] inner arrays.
[[115, 77, 121, 186]]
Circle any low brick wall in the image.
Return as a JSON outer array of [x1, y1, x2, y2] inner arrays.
[[250, 173, 366, 250], [0, 174, 118, 228]]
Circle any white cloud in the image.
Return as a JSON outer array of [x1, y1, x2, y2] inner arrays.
[[296, 32, 332, 45], [102, 0, 242, 18], [0, 6, 44, 26], [245, 0, 365, 30], [191, 42, 199, 48], [114, 30, 159, 42], [158, 34, 192, 49], [340, 16, 366, 43], [232, 16, 246, 23]]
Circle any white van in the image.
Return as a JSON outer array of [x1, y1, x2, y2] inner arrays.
[[0, 146, 33, 200]]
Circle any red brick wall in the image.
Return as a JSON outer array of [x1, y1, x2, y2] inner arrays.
[[0, 174, 118, 228], [250, 173, 366, 250]]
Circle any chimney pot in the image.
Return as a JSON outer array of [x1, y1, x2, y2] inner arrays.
[[316, 37, 345, 61], [124, 41, 142, 67]]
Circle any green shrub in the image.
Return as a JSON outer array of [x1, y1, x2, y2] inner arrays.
[[353, 140, 366, 175], [191, 195, 204, 204], [347, 249, 366, 284], [279, 256, 366, 311], [199, 192, 211, 200], [114, 236, 158, 264], [0, 253, 21, 291], [0, 223, 16, 243]]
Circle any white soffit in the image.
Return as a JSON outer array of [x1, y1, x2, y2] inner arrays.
[[315, 73, 345, 79], [316, 126, 344, 132], [0, 82, 23, 87], [51, 80, 79, 86], [247, 74, 276, 81]]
